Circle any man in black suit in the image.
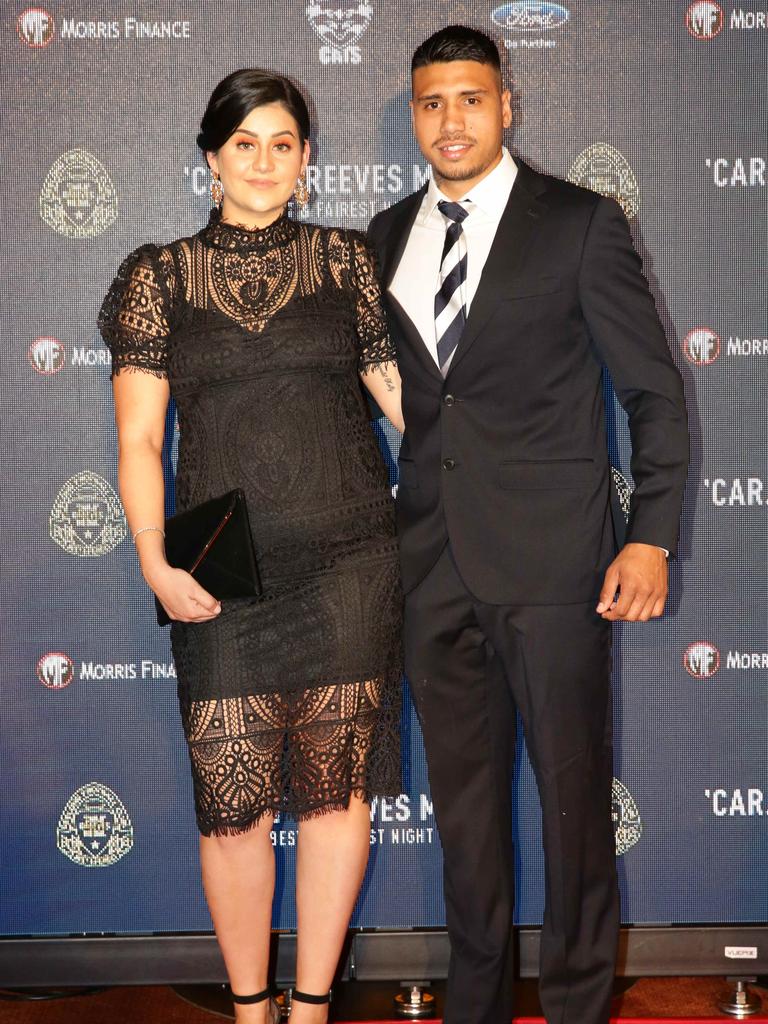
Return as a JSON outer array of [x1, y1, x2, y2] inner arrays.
[[367, 25, 689, 1024]]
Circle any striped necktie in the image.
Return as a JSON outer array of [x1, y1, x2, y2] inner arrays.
[[435, 199, 470, 375]]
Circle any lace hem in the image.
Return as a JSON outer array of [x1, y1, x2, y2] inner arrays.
[[181, 676, 401, 837]]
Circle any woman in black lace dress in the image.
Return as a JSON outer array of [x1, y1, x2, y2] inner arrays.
[[99, 70, 403, 1024]]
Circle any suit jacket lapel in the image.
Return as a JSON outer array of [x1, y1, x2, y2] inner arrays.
[[377, 183, 444, 384], [446, 160, 548, 377]]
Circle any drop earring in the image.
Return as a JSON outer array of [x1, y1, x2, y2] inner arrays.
[[294, 172, 310, 208], [210, 172, 223, 209]]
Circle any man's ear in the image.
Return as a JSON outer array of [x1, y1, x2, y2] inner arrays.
[[501, 89, 513, 130]]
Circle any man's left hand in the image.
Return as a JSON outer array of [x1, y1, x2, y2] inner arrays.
[[596, 543, 668, 622]]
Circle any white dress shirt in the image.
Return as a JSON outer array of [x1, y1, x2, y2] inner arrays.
[[390, 147, 518, 370]]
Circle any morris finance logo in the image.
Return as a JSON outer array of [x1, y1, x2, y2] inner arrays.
[[567, 144, 640, 219], [29, 336, 66, 375], [17, 7, 55, 47], [682, 327, 721, 365], [37, 652, 75, 689], [306, 0, 372, 64], [492, 0, 569, 49], [683, 325, 768, 363], [611, 779, 642, 856], [684, 641, 720, 678], [40, 149, 117, 238], [686, 1, 724, 38], [50, 471, 127, 557], [57, 782, 134, 867]]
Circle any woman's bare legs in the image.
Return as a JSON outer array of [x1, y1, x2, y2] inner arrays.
[[199, 817, 276, 1024], [291, 795, 372, 1023]]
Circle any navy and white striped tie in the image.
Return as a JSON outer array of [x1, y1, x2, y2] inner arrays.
[[435, 200, 470, 375]]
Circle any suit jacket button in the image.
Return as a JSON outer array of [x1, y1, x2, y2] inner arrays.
[[444, 394, 455, 406], [442, 458, 455, 471]]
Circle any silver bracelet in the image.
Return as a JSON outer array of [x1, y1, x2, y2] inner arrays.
[[132, 525, 165, 544]]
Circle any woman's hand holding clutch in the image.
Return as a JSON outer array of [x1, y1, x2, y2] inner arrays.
[[143, 562, 222, 623]]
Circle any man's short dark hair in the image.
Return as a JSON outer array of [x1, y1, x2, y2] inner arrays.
[[411, 25, 501, 75]]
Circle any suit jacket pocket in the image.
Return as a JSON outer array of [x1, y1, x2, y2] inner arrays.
[[397, 459, 419, 489], [503, 275, 562, 300], [498, 458, 594, 490]]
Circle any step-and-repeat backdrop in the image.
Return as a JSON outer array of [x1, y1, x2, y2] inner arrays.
[[2, 2, 766, 936]]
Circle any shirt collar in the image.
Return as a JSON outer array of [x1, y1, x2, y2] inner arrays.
[[423, 146, 518, 222]]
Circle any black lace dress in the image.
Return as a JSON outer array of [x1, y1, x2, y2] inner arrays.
[[99, 210, 402, 836]]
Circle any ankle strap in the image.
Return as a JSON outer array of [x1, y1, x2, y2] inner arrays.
[[292, 988, 331, 1004], [230, 986, 271, 1005]]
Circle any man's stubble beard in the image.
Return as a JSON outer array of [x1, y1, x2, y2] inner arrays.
[[434, 160, 488, 183], [431, 146, 502, 187]]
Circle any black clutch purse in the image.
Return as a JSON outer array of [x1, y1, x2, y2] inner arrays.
[[154, 489, 261, 627]]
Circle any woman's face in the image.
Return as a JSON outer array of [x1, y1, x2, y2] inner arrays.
[[207, 102, 309, 229]]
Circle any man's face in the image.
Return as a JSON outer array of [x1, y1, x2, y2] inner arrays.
[[410, 60, 512, 198]]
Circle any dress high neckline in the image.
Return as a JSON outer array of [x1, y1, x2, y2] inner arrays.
[[201, 207, 297, 252]]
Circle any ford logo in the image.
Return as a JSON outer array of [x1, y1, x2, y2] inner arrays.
[[491, 1, 570, 31]]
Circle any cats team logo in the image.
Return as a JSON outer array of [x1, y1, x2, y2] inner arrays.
[[49, 471, 127, 557], [683, 327, 721, 365], [17, 8, 55, 47], [684, 641, 720, 678], [567, 144, 640, 220], [686, 1, 724, 39], [37, 652, 75, 689], [306, 0, 373, 63], [39, 149, 118, 238], [57, 783, 134, 867], [611, 778, 642, 855], [28, 336, 66, 375]]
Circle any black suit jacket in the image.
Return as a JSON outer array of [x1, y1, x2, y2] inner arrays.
[[368, 160, 689, 604]]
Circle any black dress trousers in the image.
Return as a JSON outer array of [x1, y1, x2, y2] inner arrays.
[[404, 543, 619, 1024]]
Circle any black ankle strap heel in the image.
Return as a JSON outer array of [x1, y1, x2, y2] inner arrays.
[[230, 987, 281, 1022], [292, 988, 332, 1004], [231, 986, 271, 1005]]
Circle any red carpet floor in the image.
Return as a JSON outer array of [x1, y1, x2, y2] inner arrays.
[[0, 977, 766, 1022]]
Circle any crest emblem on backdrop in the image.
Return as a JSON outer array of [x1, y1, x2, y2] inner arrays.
[[611, 778, 643, 855], [39, 149, 118, 239], [29, 336, 66, 375], [17, 8, 55, 47], [306, 0, 373, 49], [57, 783, 134, 867], [50, 471, 127, 557], [567, 144, 640, 220], [37, 652, 75, 689]]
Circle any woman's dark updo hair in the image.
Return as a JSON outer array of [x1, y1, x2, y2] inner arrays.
[[197, 69, 311, 152]]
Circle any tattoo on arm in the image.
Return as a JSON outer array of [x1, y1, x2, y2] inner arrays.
[[379, 364, 396, 393]]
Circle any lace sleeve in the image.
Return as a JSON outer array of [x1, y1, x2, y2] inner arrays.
[[348, 231, 397, 373], [98, 244, 174, 378]]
